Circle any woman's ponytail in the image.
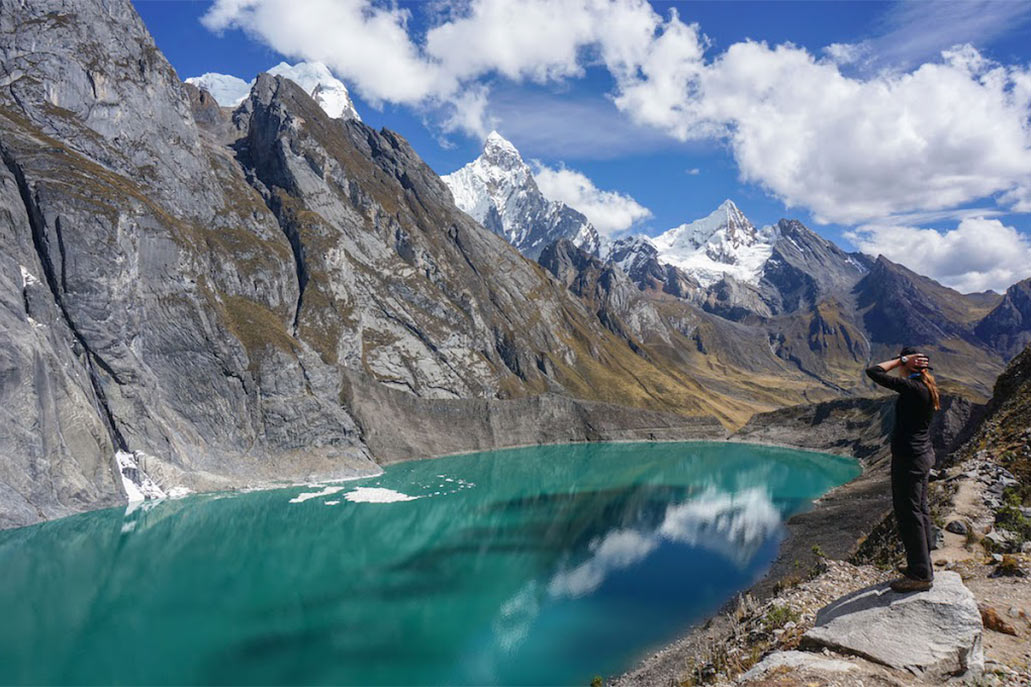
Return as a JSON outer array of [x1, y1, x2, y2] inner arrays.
[[920, 369, 941, 411]]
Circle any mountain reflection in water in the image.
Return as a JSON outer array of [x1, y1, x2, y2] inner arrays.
[[0, 441, 859, 686]]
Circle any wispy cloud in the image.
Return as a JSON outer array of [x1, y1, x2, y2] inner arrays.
[[867, 1, 1031, 72], [486, 88, 700, 160]]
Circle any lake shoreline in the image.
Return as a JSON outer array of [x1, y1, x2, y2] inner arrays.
[[611, 392, 986, 686], [610, 455, 892, 686]]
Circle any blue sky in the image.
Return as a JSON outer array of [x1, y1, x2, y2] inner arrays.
[[134, 0, 1031, 293]]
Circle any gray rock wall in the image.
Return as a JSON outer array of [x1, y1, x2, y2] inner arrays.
[[344, 370, 725, 463]]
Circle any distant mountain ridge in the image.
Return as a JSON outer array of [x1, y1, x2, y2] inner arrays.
[[437, 132, 1028, 407], [187, 61, 361, 120]]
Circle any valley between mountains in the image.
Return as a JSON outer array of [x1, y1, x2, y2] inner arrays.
[[1, 0, 1030, 530]]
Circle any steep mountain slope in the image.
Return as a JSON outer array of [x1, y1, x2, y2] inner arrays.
[[442, 131, 600, 259], [0, 0, 732, 528], [854, 255, 1000, 344], [538, 240, 859, 423], [759, 219, 870, 314], [0, 0, 376, 527], [975, 278, 1031, 359]]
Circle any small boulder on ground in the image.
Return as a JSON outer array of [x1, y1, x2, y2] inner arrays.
[[978, 602, 1018, 636], [945, 519, 969, 535], [931, 525, 945, 550], [738, 650, 856, 681], [802, 571, 983, 679]]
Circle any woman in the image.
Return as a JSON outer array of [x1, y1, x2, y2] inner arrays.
[[865, 346, 941, 592]]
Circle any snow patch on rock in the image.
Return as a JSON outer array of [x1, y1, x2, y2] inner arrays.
[[114, 450, 166, 502]]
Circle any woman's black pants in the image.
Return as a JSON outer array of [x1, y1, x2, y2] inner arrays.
[[890, 450, 934, 581]]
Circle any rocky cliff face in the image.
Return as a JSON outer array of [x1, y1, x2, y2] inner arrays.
[[0, 0, 731, 529], [0, 0, 381, 528]]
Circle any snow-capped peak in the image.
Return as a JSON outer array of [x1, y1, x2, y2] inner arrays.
[[442, 133, 600, 259], [184, 72, 250, 107], [185, 61, 360, 121], [266, 62, 360, 120], [482, 130, 522, 168], [649, 200, 774, 287]]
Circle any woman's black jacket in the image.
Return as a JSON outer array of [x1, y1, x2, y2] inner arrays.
[[865, 364, 935, 465]]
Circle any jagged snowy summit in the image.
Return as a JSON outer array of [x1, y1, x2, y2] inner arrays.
[[442, 131, 600, 259], [186, 61, 360, 120], [649, 199, 775, 287]]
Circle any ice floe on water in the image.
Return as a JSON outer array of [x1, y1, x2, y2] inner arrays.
[[301, 474, 477, 505], [289, 485, 345, 503], [343, 487, 420, 503]]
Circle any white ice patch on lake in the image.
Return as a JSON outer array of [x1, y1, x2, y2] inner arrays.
[[289, 486, 344, 503], [343, 487, 420, 503]]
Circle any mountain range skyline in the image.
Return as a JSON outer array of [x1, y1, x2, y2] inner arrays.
[[135, 0, 1031, 295]]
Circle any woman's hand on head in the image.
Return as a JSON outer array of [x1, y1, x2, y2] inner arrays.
[[906, 354, 930, 371]]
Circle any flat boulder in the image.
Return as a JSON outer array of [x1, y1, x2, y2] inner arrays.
[[802, 571, 983, 679], [739, 650, 857, 681]]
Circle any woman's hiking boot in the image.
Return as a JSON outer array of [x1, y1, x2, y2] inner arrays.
[[890, 576, 933, 592]]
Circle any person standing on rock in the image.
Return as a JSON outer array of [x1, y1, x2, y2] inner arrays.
[[866, 347, 941, 592]]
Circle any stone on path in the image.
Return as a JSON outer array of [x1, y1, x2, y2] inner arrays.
[[802, 571, 983, 679], [945, 519, 969, 535], [739, 650, 857, 681]]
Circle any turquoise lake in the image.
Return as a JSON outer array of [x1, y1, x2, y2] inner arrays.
[[0, 441, 860, 686]]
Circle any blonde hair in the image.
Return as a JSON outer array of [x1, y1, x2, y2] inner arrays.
[[920, 368, 941, 411]]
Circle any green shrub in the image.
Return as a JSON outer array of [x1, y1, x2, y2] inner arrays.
[[762, 604, 800, 632]]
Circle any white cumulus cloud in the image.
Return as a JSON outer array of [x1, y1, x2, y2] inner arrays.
[[532, 164, 652, 238], [201, 0, 1031, 226], [612, 34, 1031, 224], [846, 217, 1031, 293]]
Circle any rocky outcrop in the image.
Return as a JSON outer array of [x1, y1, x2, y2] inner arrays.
[[734, 393, 986, 468], [802, 572, 984, 679], [739, 650, 861, 682]]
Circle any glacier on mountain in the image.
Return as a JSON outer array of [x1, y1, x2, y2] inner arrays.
[[183, 72, 251, 107], [186, 61, 360, 120], [649, 200, 775, 288], [442, 131, 601, 259]]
